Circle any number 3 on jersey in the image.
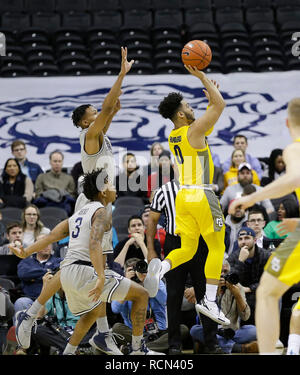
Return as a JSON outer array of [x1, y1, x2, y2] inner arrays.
[[72, 217, 83, 238], [174, 145, 184, 164]]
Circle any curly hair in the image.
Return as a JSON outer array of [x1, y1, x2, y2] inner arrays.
[[72, 104, 91, 127], [158, 92, 183, 120], [82, 168, 108, 200]]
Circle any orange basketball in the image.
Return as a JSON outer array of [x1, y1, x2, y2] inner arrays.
[[181, 40, 212, 70]]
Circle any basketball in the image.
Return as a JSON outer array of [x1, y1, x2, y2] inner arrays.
[[181, 40, 212, 70]]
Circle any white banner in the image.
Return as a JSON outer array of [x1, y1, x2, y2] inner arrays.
[[0, 71, 296, 172]]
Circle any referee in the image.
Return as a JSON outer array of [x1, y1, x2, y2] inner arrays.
[[147, 178, 223, 354]]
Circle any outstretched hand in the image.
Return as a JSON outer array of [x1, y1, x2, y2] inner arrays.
[[120, 47, 134, 76], [8, 243, 27, 258]]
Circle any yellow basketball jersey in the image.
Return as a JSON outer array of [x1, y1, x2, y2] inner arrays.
[[295, 138, 300, 207], [168, 125, 214, 185]]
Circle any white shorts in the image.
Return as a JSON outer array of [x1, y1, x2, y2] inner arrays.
[[60, 264, 131, 316]]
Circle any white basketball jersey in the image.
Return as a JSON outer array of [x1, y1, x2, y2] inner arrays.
[[80, 128, 115, 182], [60, 201, 112, 268]]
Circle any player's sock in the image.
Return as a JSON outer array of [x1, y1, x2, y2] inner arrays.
[[63, 343, 77, 355], [96, 316, 110, 333], [205, 284, 218, 301], [26, 300, 43, 317], [287, 333, 300, 355], [160, 260, 171, 278], [132, 335, 143, 351]]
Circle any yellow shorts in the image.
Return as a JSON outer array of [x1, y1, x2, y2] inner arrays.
[[264, 225, 300, 287], [175, 187, 224, 239]]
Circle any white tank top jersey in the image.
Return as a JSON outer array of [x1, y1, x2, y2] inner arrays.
[[60, 201, 113, 268], [80, 128, 115, 181]]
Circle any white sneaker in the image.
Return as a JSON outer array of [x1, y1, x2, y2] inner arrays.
[[196, 295, 230, 326], [143, 258, 162, 298], [129, 339, 165, 355], [15, 310, 37, 349], [89, 329, 123, 355]]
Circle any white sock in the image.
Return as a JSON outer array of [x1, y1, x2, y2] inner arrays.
[[287, 333, 300, 355], [96, 316, 110, 333], [132, 335, 143, 351], [160, 260, 171, 278], [27, 300, 43, 317], [63, 343, 77, 355], [206, 284, 218, 301]]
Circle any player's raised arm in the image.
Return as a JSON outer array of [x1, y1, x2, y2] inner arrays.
[[185, 66, 226, 136], [9, 219, 70, 258], [86, 47, 134, 138]]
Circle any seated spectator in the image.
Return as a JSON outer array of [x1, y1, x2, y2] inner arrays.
[[190, 258, 258, 354], [222, 134, 263, 179], [29, 272, 94, 355], [227, 227, 271, 325], [220, 163, 275, 218], [14, 235, 61, 318], [115, 152, 148, 203], [147, 150, 174, 198], [112, 257, 169, 353], [0, 222, 23, 255], [212, 165, 224, 197], [264, 198, 300, 240], [144, 142, 164, 176], [113, 215, 161, 267], [0, 158, 34, 209], [223, 151, 260, 191], [225, 204, 248, 256], [141, 204, 166, 253], [33, 151, 76, 216], [21, 204, 50, 248], [11, 140, 43, 184], [70, 161, 83, 197], [246, 206, 278, 250], [261, 148, 286, 187]]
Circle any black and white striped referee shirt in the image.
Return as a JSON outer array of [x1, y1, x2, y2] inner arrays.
[[150, 179, 180, 236]]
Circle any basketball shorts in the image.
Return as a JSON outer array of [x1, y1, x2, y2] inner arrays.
[[175, 187, 224, 239], [60, 264, 131, 316], [264, 222, 300, 287]]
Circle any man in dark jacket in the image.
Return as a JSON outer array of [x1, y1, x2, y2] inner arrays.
[[13, 235, 61, 320], [227, 227, 271, 325]]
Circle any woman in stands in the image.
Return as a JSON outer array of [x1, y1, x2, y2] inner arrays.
[[261, 148, 286, 187], [0, 158, 34, 209], [21, 204, 50, 248]]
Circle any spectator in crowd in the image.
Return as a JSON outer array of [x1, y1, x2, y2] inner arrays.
[[223, 150, 260, 191], [14, 235, 61, 318], [147, 150, 174, 198], [112, 257, 169, 353], [29, 272, 94, 355], [11, 140, 43, 184], [144, 142, 164, 176], [227, 227, 271, 325], [246, 206, 278, 250], [190, 258, 258, 354], [70, 161, 83, 196], [224, 203, 248, 256], [261, 148, 286, 187], [222, 134, 263, 179], [263, 198, 300, 240], [141, 204, 166, 254], [115, 152, 148, 203], [0, 222, 23, 255], [21, 204, 50, 248], [220, 163, 275, 218], [212, 165, 224, 197], [34, 151, 76, 216], [113, 215, 161, 267], [0, 158, 34, 209]]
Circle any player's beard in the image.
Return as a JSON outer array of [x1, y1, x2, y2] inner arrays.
[[185, 111, 195, 124]]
